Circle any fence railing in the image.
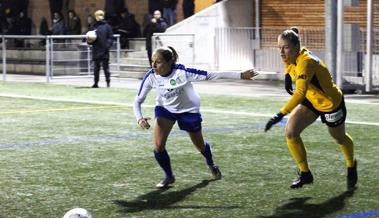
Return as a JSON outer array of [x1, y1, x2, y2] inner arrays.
[[1, 34, 120, 82], [153, 27, 379, 91]]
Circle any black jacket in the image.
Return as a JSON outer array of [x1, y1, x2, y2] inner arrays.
[[91, 20, 114, 60]]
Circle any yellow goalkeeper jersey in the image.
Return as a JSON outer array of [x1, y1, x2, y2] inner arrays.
[[280, 48, 343, 115]]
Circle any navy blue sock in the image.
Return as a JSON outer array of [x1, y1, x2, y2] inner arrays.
[[154, 149, 174, 178], [201, 142, 214, 166]]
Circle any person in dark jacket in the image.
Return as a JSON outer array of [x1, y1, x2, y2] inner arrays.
[[115, 8, 141, 49], [14, 11, 32, 47], [143, 10, 167, 66], [182, 0, 194, 18], [87, 10, 114, 88], [51, 12, 65, 35], [66, 10, 81, 35]]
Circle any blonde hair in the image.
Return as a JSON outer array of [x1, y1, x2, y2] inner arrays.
[[94, 10, 104, 17], [94, 10, 105, 21]]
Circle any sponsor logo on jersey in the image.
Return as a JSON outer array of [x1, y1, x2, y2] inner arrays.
[[170, 79, 176, 86]]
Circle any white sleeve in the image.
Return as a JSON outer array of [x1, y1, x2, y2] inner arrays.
[[206, 71, 241, 80], [133, 74, 153, 121], [185, 67, 241, 82]]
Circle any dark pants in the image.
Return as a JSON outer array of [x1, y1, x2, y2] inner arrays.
[[93, 58, 110, 85]]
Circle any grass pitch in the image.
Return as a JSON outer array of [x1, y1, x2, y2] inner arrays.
[[0, 81, 378, 218]]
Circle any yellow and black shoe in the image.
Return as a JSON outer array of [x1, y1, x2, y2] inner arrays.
[[347, 160, 358, 191], [290, 171, 314, 189]]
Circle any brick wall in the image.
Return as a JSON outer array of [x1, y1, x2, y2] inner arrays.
[[260, 0, 379, 29], [27, 0, 379, 34]]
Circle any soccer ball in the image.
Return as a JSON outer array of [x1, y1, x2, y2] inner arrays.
[[63, 208, 92, 218], [86, 30, 97, 43]]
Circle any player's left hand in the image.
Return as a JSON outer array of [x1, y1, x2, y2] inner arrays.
[[241, 69, 259, 80], [265, 112, 284, 132]]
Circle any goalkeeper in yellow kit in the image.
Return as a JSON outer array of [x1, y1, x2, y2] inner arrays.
[[265, 27, 357, 190]]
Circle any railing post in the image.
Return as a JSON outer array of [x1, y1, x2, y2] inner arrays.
[[50, 37, 54, 79], [336, 0, 344, 88], [365, 0, 373, 92], [116, 35, 120, 75], [45, 36, 50, 82], [2, 35, 6, 81], [87, 45, 91, 76]]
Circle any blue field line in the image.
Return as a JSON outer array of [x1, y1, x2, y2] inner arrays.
[[0, 122, 285, 149], [336, 209, 379, 218]]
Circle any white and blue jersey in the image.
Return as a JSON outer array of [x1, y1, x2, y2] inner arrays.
[[133, 64, 240, 121]]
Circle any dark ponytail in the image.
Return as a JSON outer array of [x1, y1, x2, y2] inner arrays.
[[279, 27, 300, 48], [154, 46, 179, 63]]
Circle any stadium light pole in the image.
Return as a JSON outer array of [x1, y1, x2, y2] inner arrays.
[[336, 0, 344, 89], [365, 0, 373, 92], [325, 0, 337, 81]]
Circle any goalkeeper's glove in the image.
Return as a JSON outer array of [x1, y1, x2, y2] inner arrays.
[[285, 73, 293, 95], [265, 112, 284, 132]]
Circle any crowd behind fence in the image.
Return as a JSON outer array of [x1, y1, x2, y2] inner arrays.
[[1, 28, 378, 92], [1, 34, 120, 82]]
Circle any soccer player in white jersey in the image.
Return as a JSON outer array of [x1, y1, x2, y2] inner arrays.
[[133, 46, 258, 188]]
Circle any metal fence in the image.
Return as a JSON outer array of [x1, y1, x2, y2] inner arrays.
[[153, 27, 379, 91], [1, 34, 120, 82]]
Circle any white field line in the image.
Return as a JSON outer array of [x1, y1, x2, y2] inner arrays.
[[1, 93, 379, 126]]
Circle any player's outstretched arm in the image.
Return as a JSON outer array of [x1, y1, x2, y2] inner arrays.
[[241, 69, 259, 80]]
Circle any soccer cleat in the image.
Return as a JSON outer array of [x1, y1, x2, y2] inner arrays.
[[347, 160, 358, 190], [209, 165, 222, 180], [92, 84, 99, 88], [156, 176, 175, 189], [290, 171, 314, 189], [106, 82, 110, 88]]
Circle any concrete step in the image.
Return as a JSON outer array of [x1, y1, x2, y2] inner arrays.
[[110, 63, 150, 79], [118, 71, 146, 79], [125, 50, 148, 58], [118, 57, 149, 65], [128, 38, 146, 51]]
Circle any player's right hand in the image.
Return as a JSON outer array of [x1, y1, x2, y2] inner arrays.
[[264, 113, 284, 132], [138, 117, 151, 129]]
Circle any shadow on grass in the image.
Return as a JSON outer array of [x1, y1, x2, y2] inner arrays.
[[74, 86, 93, 89], [113, 179, 240, 213], [260, 189, 356, 218]]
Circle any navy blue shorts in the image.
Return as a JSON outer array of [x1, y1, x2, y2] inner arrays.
[[154, 106, 202, 132]]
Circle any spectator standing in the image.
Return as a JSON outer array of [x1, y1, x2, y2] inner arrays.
[[51, 12, 65, 35], [143, 10, 168, 66], [66, 10, 81, 35], [39, 17, 51, 46], [115, 8, 141, 49], [86, 15, 96, 32], [14, 11, 32, 47], [2, 8, 16, 35], [162, 0, 177, 26], [88, 10, 114, 88], [182, 0, 194, 18]]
